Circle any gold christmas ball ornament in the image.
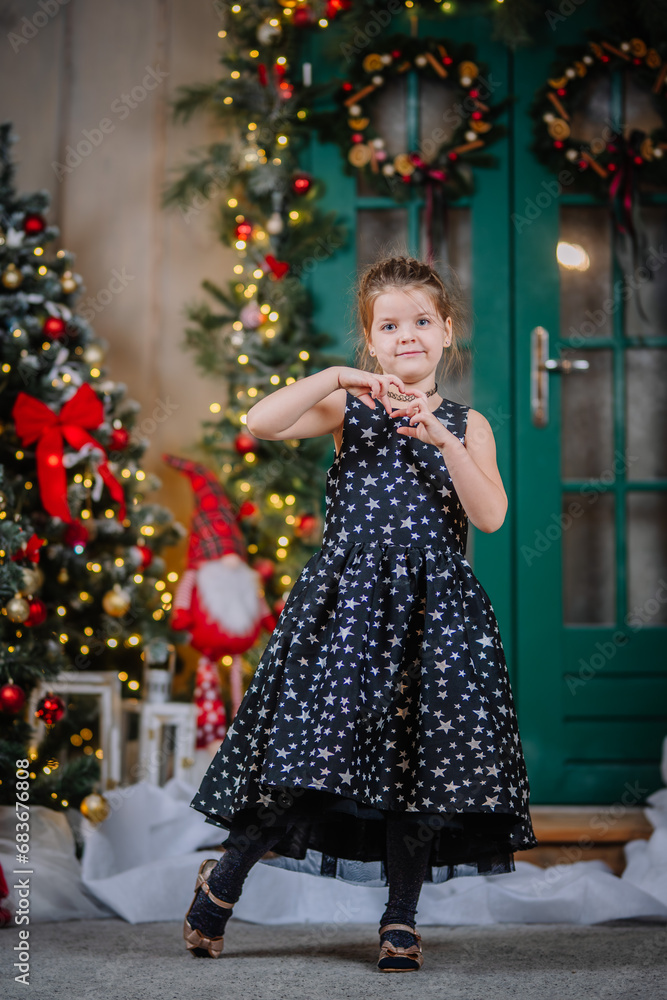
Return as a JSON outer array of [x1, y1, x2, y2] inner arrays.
[[60, 270, 78, 294], [393, 153, 415, 176], [630, 38, 647, 58], [362, 53, 384, 73], [469, 119, 492, 134], [19, 566, 44, 596], [103, 584, 132, 617], [348, 117, 370, 130], [57, 567, 69, 584], [646, 48, 661, 69], [83, 343, 105, 365], [547, 118, 571, 140], [2, 263, 23, 289], [80, 793, 110, 824], [348, 143, 372, 167], [5, 595, 31, 623]]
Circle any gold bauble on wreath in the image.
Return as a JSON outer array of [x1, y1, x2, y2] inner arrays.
[[102, 584, 132, 617], [80, 793, 110, 824], [5, 595, 31, 623], [2, 263, 23, 289]]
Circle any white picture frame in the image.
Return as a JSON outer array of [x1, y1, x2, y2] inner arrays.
[[137, 702, 197, 786], [28, 670, 123, 791]]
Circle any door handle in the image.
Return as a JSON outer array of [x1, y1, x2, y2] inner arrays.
[[531, 326, 590, 427]]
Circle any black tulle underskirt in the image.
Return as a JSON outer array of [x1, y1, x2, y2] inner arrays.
[[199, 786, 526, 884]]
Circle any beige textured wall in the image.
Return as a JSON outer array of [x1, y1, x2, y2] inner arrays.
[[0, 0, 233, 539]]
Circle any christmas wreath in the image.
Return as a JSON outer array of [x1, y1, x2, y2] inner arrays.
[[530, 32, 667, 195], [320, 34, 510, 201]]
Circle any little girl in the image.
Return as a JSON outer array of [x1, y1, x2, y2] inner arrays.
[[183, 255, 538, 972]]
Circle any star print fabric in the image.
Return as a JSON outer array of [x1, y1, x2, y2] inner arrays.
[[191, 391, 538, 886]]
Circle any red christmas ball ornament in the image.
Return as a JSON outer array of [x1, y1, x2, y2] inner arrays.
[[342, 81, 354, 91], [43, 316, 66, 339], [294, 513, 318, 537], [137, 545, 153, 570], [109, 427, 130, 450], [234, 220, 253, 240], [293, 4, 314, 26], [253, 557, 275, 582], [63, 521, 89, 549], [35, 693, 66, 726], [291, 173, 313, 195], [238, 500, 259, 520], [23, 213, 46, 235], [24, 598, 47, 627], [235, 431, 258, 455], [0, 683, 26, 714]]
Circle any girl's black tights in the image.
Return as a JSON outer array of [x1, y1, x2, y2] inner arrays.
[[186, 811, 291, 938], [187, 807, 432, 948], [379, 810, 432, 948]]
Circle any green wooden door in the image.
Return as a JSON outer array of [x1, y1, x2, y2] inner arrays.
[[514, 7, 667, 803], [302, 6, 667, 804]]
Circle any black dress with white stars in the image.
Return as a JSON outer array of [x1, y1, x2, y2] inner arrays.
[[191, 391, 538, 887]]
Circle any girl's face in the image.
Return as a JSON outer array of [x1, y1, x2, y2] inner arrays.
[[366, 287, 452, 381]]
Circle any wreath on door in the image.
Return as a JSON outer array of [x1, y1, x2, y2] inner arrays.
[[529, 29, 667, 319], [318, 34, 510, 202]]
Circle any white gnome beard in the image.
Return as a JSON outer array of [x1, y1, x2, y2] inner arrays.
[[196, 557, 261, 636]]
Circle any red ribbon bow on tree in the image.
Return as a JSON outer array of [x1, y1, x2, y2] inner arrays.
[[12, 383, 126, 524]]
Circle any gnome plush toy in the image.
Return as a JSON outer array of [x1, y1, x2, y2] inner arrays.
[[163, 455, 276, 751]]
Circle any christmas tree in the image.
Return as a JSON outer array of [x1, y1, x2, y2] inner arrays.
[[163, 9, 349, 669], [0, 123, 185, 811]]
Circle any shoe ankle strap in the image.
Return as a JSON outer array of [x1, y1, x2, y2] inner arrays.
[[201, 880, 234, 909], [379, 923, 420, 938]]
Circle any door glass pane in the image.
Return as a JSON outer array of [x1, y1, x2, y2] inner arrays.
[[627, 492, 667, 625], [559, 207, 612, 340], [624, 206, 667, 336], [562, 491, 615, 625], [626, 348, 667, 480], [420, 206, 471, 295], [569, 74, 611, 146], [418, 77, 461, 161], [561, 348, 613, 480], [356, 75, 407, 197], [356, 208, 408, 272]]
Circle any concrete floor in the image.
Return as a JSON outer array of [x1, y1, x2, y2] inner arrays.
[[2, 917, 666, 1000]]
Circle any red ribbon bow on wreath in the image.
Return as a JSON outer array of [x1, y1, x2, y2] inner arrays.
[[12, 383, 126, 524]]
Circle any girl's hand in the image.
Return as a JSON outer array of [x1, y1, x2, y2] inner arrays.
[[336, 367, 408, 415], [390, 389, 460, 451]]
